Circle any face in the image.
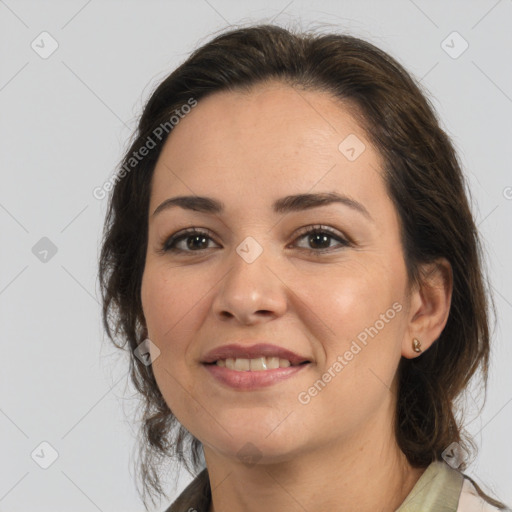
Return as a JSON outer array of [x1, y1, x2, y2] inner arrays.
[[140, 82, 412, 464]]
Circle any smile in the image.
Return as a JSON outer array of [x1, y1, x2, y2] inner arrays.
[[203, 359, 311, 389], [212, 356, 307, 371]]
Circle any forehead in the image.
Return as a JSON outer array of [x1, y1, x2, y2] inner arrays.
[[150, 82, 387, 216]]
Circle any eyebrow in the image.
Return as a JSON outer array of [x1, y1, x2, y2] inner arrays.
[[152, 192, 373, 222]]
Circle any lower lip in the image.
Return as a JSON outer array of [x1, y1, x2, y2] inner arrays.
[[202, 363, 310, 390]]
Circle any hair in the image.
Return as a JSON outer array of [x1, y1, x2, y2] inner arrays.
[[98, 23, 507, 510]]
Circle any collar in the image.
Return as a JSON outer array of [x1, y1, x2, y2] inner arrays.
[[166, 460, 464, 512], [396, 460, 464, 511]]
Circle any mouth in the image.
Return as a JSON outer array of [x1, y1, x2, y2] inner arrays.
[[202, 358, 311, 390], [200, 342, 312, 388], [204, 357, 311, 371], [201, 342, 311, 367]]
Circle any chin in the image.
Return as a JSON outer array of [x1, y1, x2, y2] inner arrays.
[[200, 421, 302, 466], [205, 436, 301, 467]]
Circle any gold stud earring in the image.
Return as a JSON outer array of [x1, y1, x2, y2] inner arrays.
[[413, 338, 422, 353]]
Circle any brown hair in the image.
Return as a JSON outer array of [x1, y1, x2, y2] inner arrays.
[[98, 23, 507, 509]]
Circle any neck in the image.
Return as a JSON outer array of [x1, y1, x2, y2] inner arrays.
[[204, 410, 426, 512]]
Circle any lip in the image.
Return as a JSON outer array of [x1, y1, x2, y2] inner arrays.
[[201, 342, 311, 366], [203, 362, 310, 390]]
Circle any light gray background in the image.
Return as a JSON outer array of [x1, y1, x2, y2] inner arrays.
[[1, 1, 511, 510]]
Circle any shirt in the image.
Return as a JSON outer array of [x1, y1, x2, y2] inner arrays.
[[164, 460, 508, 512]]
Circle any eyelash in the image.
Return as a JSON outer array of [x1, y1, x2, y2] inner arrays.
[[159, 225, 351, 256]]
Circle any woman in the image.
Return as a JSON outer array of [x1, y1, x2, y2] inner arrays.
[[98, 24, 510, 511]]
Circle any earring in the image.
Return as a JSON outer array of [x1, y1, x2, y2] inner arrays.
[[413, 338, 422, 353]]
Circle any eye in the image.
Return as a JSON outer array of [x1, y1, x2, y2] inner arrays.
[[159, 225, 351, 255], [160, 228, 219, 254], [291, 225, 351, 254]]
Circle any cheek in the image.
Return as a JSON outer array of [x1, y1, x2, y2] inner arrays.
[[296, 266, 404, 423], [299, 259, 398, 338], [140, 266, 208, 366], [140, 267, 210, 418], [297, 259, 404, 389], [142, 264, 200, 327]]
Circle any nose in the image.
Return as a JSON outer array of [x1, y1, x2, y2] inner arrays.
[[211, 244, 288, 325]]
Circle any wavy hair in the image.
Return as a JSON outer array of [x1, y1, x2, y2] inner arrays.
[[98, 23, 506, 509]]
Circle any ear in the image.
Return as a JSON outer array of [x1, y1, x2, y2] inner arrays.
[[402, 257, 453, 359]]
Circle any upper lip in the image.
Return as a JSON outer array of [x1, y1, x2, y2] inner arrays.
[[201, 342, 311, 366]]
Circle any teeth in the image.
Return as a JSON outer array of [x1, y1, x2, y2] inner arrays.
[[217, 357, 293, 371]]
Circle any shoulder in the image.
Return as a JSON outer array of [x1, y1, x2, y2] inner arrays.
[[163, 468, 211, 512], [457, 477, 509, 512]]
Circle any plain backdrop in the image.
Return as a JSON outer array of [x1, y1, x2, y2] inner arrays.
[[0, 1, 511, 510]]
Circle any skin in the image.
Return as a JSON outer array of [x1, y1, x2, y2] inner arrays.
[[140, 81, 453, 512]]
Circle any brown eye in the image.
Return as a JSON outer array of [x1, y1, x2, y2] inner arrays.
[[159, 225, 350, 256], [293, 225, 350, 254], [162, 228, 219, 253]]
